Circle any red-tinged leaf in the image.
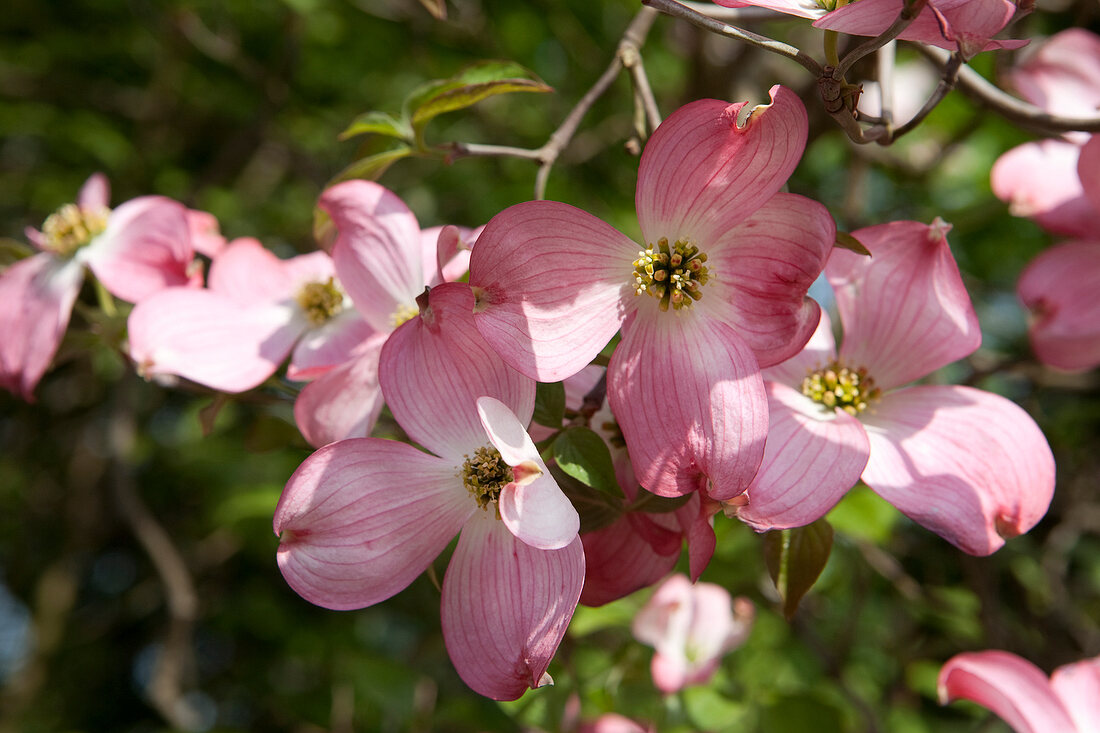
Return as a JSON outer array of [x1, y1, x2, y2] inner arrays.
[[328, 145, 412, 184], [338, 111, 413, 142], [835, 231, 871, 256], [626, 487, 693, 514], [403, 61, 551, 134], [763, 519, 834, 619]]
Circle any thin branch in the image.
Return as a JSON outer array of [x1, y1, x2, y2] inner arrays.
[[449, 7, 660, 199], [620, 43, 662, 134], [834, 0, 927, 79], [643, 0, 823, 77], [677, 2, 784, 21], [918, 45, 1100, 134], [110, 388, 202, 732], [881, 51, 963, 141]]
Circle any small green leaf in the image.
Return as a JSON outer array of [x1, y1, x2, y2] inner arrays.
[[763, 519, 834, 619], [199, 394, 230, 437], [548, 463, 621, 534], [552, 426, 620, 497], [338, 111, 413, 142], [404, 61, 551, 135], [329, 144, 412, 184], [532, 381, 566, 428], [835, 230, 871, 256]]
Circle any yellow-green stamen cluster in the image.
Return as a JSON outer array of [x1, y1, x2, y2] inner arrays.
[[632, 237, 711, 312], [295, 278, 345, 326], [390, 302, 419, 329], [460, 446, 513, 510], [801, 362, 880, 416], [42, 203, 110, 257]]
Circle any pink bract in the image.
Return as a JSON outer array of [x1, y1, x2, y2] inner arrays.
[[631, 574, 754, 694], [733, 220, 1055, 554], [469, 88, 833, 502], [939, 650, 1100, 732], [128, 236, 374, 395], [813, 0, 1025, 59], [713, 0, 1025, 58], [1, 174, 195, 400], [275, 283, 582, 700], [1017, 240, 1100, 372]]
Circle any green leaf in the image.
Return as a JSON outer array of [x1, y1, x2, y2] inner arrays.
[[763, 519, 834, 619], [338, 111, 413, 142], [532, 381, 566, 428], [548, 463, 621, 534], [404, 61, 551, 134], [552, 426, 620, 497], [835, 230, 871, 256], [329, 144, 412, 184]]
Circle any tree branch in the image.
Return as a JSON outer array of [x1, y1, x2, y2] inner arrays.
[[918, 45, 1100, 134], [643, 0, 823, 77]]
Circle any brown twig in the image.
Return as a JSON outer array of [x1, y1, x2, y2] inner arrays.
[[643, 0, 823, 76], [833, 0, 927, 79], [110, 387, 202, 731], [449, 7, 661, 199], [918, 45, 1100, 135]]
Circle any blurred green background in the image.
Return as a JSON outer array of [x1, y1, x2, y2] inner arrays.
[[2, 0, 1099, 731]]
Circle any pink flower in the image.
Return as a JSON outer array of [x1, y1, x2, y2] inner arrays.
[[991, 29, 1100, 237], [533, 366, 718, 603], [1, 174, 194, 399], [938, 650, 1100, 733], [631, 574, 754, 694], [273, 283, 583, 700], [577, 714, 655, 733], [714, 0, 1025, 59], [469, 88, 833, 501], [130, 181, 474, 446], [814, 0, 1026, 60], [128, 236, 376, 395], [729, 219, 1056, 554], [1017, 239, 1100, 372]]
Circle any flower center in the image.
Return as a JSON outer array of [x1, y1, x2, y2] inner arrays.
[[42, 203, 110, 257], [390, 302, 419, 329], [632, 237, 711, 312], [460, 446, 513, 510], [801, 361, 880, 416], [295, 278, 345, 326]]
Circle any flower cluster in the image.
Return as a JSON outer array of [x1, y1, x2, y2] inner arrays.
[[0, 86, 1059, 703]]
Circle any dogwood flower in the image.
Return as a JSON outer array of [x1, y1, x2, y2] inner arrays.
[[535, 366, 718, 604], [729, 219, 1056, 554], [632, 574, 754, 694], [938, 650, 1100, 733], [1, 173, 195, 399], [469, 88, 833, 501], [274, 283, 582, 700], [991, 29, 1100, 237], [1017, 238, 1100, 373], [714, 0, 1025, 59], [128, 235, 376, 395]]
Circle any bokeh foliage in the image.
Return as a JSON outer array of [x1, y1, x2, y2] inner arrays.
[[2, 0, 1099, 731]]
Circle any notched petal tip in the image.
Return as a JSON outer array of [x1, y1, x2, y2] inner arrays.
[[535, 670, 554, 689], [512, 459, 543, 486], [927, 216, 953, 242]]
